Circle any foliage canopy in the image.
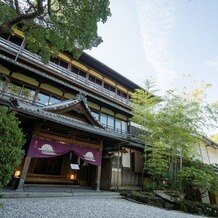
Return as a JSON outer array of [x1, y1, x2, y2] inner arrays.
[[0, 106, 25, 190], [0, 0, 111, 62], [131, 80, 218, 193]]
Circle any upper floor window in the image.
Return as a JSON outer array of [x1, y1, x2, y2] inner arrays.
[[103, 82, 115, 93], [121, 121, 127, 132], [88, 75, 102, 86], [8, 35, 23, 46], [117, 90, 128, 99], [100, 113, 107, 126], [49, 96, 60, 105], [115, 118, 127, 133], [50, 57, 58, 64], [88, 75, 95, 83], [1, 33, 9, 40], [36, 91, 61, 105], [71, 66, 79, 74], [92, 110, 128, 133], [7, 82, 35, 100], [71, 65, 86, 78], [96, 78, 102, 86], [59, 60, 68, 68], [50, 57, 68, 69], [79, 70, 86, 78], [107, 116, 114, 128], [91, 111, 100, 121], [115, 119, 121, 131]]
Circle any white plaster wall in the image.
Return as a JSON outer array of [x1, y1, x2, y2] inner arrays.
[[207, 146, 218, 165], [122, 149, 131, 168], [197, 143, 210, 164], [196, 142, 218, 165]]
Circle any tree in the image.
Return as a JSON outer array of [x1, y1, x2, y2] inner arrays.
[[131, 80, 218, 191], [0, 0, 111, 62], [179, 160, 218, 201], [0, 106, 25, 190]]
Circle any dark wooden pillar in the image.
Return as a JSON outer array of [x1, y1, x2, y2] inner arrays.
[[96, 165, 102, 191], [96, 141, 103, 191], [16, 156, 31, 190]]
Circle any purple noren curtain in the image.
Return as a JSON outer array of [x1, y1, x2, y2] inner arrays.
[[27, 137, 102, 166]]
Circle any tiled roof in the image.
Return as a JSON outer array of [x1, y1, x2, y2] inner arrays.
[[0, 91, 144, 149], [11, 98, 128, 140], [43, 93, 103, 127]]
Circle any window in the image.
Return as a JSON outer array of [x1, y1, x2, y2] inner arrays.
[[115, 119, 127, 133], [107, 116, 114, 128], [117, 90, 127, 99], [103, 83, 110, 90], [59, 60, 68, 68], [100, 113, 107, 126], [79, 70, 86, 78], [110, 86, 115, 93], [91, 111, 99, 120], [7, 83, 22, 95], [121, 121, 127, 133], [37, 92, 50, 105], [71, 66, 79, 74], [70, 66, 86, 78], [89, 75, 95, 83], [115, 119, 121, 132], [20, 86, 35, 100], [49, 96, 60, 105], [98, 113, 127, 133], [50, 57, 68, 69], [103, 83, 115, 93], [8, 35, 23, 46], [96, 78, 102, 86], [99, 113, 115, 129], [123, 93, 127, 99], [50, 57, 59, 64], [37, 92, 61, 105], [7, 82, 35, 100], [1, 33, 9, 40], [89, 75, 102, 86]]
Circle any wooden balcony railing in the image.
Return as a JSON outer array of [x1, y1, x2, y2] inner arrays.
[[0, 38, 131, 107]]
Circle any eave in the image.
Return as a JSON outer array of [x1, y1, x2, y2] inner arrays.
[[0, 53, 132, 115], [43, 93, 103, 128]]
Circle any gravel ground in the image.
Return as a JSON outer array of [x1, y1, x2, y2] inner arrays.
[[0, 197, 205, 218]]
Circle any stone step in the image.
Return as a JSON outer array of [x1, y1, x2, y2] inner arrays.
[[1, 190, 121, 199]]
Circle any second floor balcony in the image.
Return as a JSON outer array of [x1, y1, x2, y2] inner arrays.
[[0, 37, 131, 108]]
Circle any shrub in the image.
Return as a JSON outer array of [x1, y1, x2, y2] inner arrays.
[[0, 106, 25, 190]]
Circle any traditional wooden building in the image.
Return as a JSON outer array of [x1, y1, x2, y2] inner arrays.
[[0, 30, 144, 191]]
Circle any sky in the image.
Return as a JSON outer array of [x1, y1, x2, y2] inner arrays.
[[87, 0, 218, 105]]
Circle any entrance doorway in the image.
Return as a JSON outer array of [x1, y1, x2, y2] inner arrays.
[[25, 153, 97, 188]]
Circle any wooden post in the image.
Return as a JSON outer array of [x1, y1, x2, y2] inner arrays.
[[16, 156, 31, 190], [96, 165, 102, 191], [96, 144, 103, 191]]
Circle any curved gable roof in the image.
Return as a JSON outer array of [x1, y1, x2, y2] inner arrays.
[[43, 93, 103, 128]]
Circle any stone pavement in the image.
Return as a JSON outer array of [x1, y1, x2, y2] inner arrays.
[[0, 196, 204, 218]]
